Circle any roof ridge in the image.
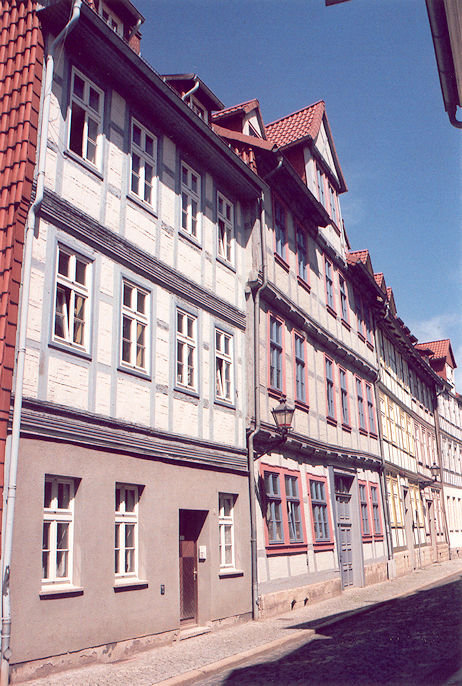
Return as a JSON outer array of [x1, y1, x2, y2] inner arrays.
[[213, 98, 260, 116]]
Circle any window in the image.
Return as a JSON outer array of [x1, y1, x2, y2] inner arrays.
[[339, 368, 350, 426], [296, 227, 308, 282], [316, 167, 325, 206], [115, 484, 139, 578], [362, 300, 373, 346], [190, 95, 208, 122], [359, 483, 371, 536], [285, 475, 303, 543], [217, 192, 234, 263], [42, 477, 74, 584], [365, 384, 377, 435], [215, 328, 233, 402], [309, 478, 331, 543], [263, 468, 305, 549], [130, 119, 157, 207], [99, 1, 122, 34], [218, 494, 235, 568], [121, 280, 149, 372], [356, 378, 367, 431], [294, 333, 306, 403], [325, 357, 336, 420], [325, 258, 335, 311], [264, 471, 283, 544], [53, 246, 90, 350], [339, 275, 349, 322], [181, 163, 200, 239], [274, 200, 286, 259], [355, 291, 364, 338], [329, 184, 338, 224], [176, 309, 197, 391], [370, 485, 382, 535], [69, 69, 103, 167], [269, 316, 283, 391]]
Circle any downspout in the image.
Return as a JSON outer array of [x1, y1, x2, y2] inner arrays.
[[247, 154, 282, 619], [433, 394, 451, 554], [372, 318, 394, 572], [0, 3, 82, 685], [448, 107, 462, 129], [181, 76, 200, 102]]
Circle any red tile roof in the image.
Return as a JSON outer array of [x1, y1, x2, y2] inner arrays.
[[347, 249, 369, 265], [265, 101, 325, 148], [415, 339, 455, 366], [374, 272, 384, 287], [212, 99, 261, 121]]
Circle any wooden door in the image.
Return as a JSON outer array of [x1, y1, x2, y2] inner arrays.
[[335, 475, 354, 588]]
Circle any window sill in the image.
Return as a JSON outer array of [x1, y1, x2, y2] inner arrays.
[[274, 252, 289, 272], [40, 585, 84, 599], [217, 255, 236, 273], [366, 341, 374, 351], [49, 339, 91, 361], [373, 534, 384, 541], [219, 569, 244, 578], [297, 276, 311, 293], [362, 534, 373, 542], [179, 229, 202, 249], [341, 319, 351, 331], [359, 428, 368, 436], [266, 543, 307, 556], [174, 385, 200, 400], [114, 579, 148, 592], [326, 305, 337, 319], [294, 399, 309, 413], [268, 386, 284, 400], [313, 542, 335, 552], [326, 416, 337, 427], [369, 431, 378, 439], [357, 333, 366, 343], [117, 364, 151, 381], [214, 397, 236, 410], [64, 149, 103, 180], [127, 192, 158, 218], [342, 423, 352, 433]]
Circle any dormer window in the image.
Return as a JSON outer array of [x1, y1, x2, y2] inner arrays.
[[189, 96, 208, 123], [99, 1, 123, 36]]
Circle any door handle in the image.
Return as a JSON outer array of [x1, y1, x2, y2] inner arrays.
[[193, 569, 197, 581]]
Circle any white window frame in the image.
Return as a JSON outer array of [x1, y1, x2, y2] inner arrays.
[[181, 162, 201, 240], [218, 493, 235, 569], [99, 1, 123, 35], [176, 308, 197, 391], [217, 191, 234, 264], [53, 245, 91, 351], [120, 280, 149, 373], [42, 477, 75, 586], [115, 484, 139, 579], [68, 68, 104, 168], [215, 328, 233, 403], [190, 95, 208, 123], [129, 118, 157, 209]]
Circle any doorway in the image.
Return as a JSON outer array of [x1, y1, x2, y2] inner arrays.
[[179, 510, 206, 625], [334, 474, 354, 588]]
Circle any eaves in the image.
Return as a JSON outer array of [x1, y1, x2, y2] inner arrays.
[[38, 0, 265, 201]]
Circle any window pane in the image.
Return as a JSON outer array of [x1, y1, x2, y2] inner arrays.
[[73, 74, 85, 99], [69, 102, 85, 157]]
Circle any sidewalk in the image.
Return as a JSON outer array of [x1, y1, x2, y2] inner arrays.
[[21, 558, 462, 686]]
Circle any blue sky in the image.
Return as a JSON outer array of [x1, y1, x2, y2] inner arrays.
[[135, 0, 461, 382]]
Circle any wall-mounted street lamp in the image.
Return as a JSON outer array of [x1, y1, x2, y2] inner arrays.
[[271, 396, 295, 437], [430, 462, 440, 483]]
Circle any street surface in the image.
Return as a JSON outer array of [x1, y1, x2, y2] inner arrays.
[[193, 574, 462, 686]]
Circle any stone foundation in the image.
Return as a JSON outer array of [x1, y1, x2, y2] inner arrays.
[[257, 577, 342, 620], [363, 559, 388, 587]]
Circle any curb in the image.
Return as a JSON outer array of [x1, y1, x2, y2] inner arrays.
[[153, 565, 462, 686], [152, 628, 314, 686]]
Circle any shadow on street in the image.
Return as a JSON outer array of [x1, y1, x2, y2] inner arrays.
[[223, 576, 462, 685]]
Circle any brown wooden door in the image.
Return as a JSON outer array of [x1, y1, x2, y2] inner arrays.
[[179, 510, 204, 625]]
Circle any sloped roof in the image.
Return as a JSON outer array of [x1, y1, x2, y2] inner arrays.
[[265, 101, 325, 148], [347, 249, 369, 265], [212, 99, 261, 121], [415, 339, 457, 368], [374, 272, 387, 293]]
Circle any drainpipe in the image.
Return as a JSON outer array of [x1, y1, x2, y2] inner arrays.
[[0, 4, 82, 684], [372, 321, 394, 571], [433, 397, 450, 554], [181, 76, 200, 102], [246, 155, 282, 619]]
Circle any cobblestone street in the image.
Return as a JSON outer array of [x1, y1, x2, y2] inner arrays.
[[201, 575, 462, 686]]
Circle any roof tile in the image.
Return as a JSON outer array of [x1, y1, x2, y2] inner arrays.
[[265, 101, 325, 148]]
